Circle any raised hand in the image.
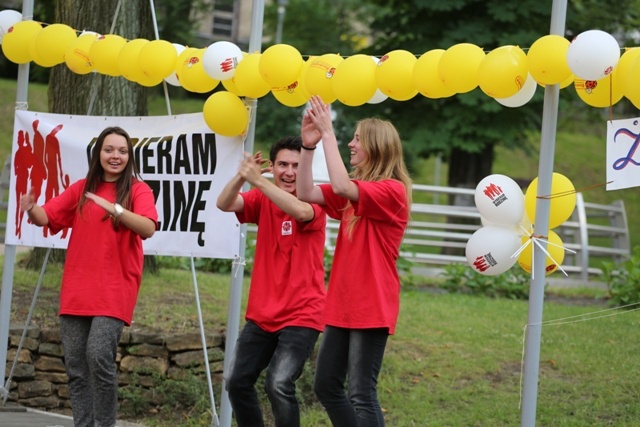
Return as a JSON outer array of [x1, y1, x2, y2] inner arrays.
[[306, 95, 334, 137]]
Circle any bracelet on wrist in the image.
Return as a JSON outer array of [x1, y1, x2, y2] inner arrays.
[[27, 205, 34, 212], [301, 144, 316, 151]]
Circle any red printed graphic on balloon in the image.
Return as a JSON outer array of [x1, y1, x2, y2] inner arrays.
[[482, 182, 508, 207], [220, 57, 236, 73]]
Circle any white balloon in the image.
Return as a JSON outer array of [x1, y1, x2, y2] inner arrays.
[[0, 9, 22, 44], [367, 89, 388, 104], [367, 56, 388, 104], [495, 73, 537, 108], [474, 174, 524, 227], [202, 40, 243, 80], [566, 29, 620, 81], [466, 225, 522, 276], [165, 43, 185, 87]]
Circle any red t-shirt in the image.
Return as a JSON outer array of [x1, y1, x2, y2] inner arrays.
[[319, 179, 408, 334], [43, 178, 158, 326], [237, 189, 326, 333]]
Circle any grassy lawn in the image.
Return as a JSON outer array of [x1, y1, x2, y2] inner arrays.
[[7, 252, 640, 426]]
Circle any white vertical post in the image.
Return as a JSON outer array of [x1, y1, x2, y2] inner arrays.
[[0, 0, 35, 405], [520, 1, 567, 425], [218, 2, 264, 426]]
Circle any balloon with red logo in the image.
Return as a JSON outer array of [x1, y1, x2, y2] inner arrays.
[[474, 174, 524, 227], [466, 225, 522, 276], [202, 40, 243, 81]]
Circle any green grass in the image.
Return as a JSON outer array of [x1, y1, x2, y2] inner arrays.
[[8, 258, 640, 426]]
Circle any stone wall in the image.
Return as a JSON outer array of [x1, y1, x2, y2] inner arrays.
[[3, 323, 226, 414]]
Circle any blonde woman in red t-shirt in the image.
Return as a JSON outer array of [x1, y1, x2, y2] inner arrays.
[[298, 95, 412, 426], [20, 126, 158, 427]]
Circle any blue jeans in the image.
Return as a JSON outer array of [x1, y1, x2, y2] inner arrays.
[[225, 320, 320, 427], [314, 326, 389, 427]]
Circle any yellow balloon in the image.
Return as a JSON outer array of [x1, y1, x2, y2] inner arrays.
[[203, 91, 248, 137], [304, 53, 343, 104], [537, 73, 575, 89], [64, 33, 98, 74], [413, 49, 455, 99], [558, 73, 575, 89], [139, 39, 178, 80], [331, 54, 377, 107], [1, 20, 42, 64], [136, 73, 164, 87], [518, 229, 565, 275], [90, 34, 126, 76], [375, 50, 418, 101], [32, 23, 77, 67], [222, 76, 244, 96], [234, 52, 271, 98], [619, 48, 640, 103], [259, 43, 303, 87], [118, 39, 149, 82], [574, 67, 623, 108], [524, 173, 577, 229], [297, 56, 315, 97], [176, 48, 219, 93], [477, 45, 528, 99], [271, 80, 310, 107], [29, 33, 44, 65], [438, 43, 486, 94], [527, 35, 572, 85]]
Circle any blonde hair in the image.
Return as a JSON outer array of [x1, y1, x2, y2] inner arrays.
[[345, 118, 412, 235]]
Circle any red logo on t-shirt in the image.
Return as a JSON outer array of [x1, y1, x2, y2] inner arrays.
[[281, 220, 292, 236]]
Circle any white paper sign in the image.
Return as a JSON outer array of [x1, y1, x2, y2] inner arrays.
[[606, 118, 640, 191]]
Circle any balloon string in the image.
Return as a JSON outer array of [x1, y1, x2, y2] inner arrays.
[[609, 73, 613, 123], [510, 233, 576, 278], [536, 181, 613, 199]]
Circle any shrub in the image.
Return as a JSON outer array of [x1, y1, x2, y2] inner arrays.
[[438, 263, 530, 299], [602, 246, 640, 307]]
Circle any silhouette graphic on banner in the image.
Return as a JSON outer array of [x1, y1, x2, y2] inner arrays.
[[13, 120, 70, 239]]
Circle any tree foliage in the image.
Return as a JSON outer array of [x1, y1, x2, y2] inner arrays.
[[254, 0, 375, 147], [336, 0, 639, 187]]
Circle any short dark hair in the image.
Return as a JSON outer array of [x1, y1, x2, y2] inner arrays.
[[269, 136, 302, 163]]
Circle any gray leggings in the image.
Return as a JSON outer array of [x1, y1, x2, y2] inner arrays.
[[60, 315, 124, 427]]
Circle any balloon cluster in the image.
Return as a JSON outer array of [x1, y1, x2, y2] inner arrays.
[[0, 10, 632, 136], [466, 173, 576, 277]]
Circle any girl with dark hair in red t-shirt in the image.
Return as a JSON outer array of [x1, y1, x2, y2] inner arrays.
[[20, 126, 158, 427]]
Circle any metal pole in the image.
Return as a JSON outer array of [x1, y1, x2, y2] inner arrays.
[[219, 2, 264, 426], [190, 257, 219, 427], [520, 1, 567, 425], [275, 0, 288, 44], [0, 0, 35, 406]]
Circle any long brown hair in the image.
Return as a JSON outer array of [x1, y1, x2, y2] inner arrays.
[[346, 118, 412, 235], [78, 126, 140, 225]]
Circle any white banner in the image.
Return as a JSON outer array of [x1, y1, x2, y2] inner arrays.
[[606, 118, 640, 191], [6, 110, 243, 259]]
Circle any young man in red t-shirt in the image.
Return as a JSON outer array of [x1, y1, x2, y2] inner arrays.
[[217, 136, 326, 427]]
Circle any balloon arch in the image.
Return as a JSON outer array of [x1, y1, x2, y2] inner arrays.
[[0, 10, 633, 137]]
